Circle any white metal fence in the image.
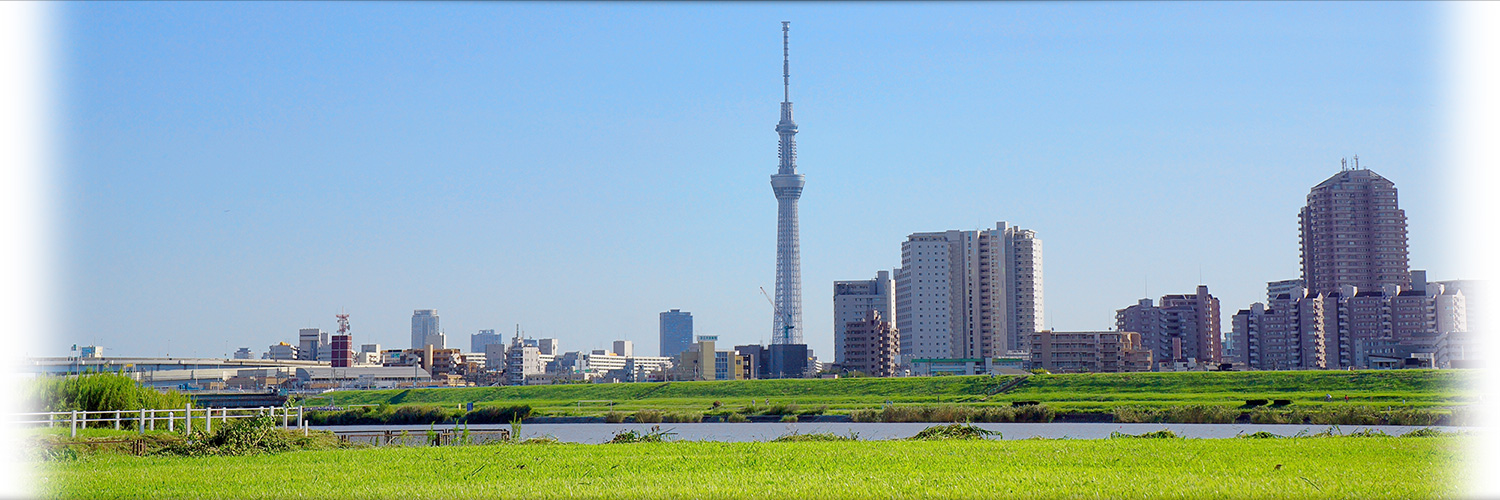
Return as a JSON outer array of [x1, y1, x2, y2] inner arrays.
[[9, 406, 306, 438]]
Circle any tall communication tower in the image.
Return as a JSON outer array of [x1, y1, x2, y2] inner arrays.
[[770, 21, 805, 345]]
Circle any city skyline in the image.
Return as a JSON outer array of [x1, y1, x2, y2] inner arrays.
[[53, 3, 1449, 360]]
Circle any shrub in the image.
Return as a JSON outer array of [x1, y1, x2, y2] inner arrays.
[[911, 424, 999, 440], [1110, 430, 1179, 439], [1384, 408, 1441, 426], [849, 409, 880, 422], [603, 411, 627, 424], [662, 412, 702, 423], [1238, 431, 1280, 439], [773, 432, 856, 442], [780, 414, 799, 423], [633, 410, 663, 423], [460, 405, 531, 425], [158, 415, 318, 456], [30, 373, 192, 427], [761, 403, 800, 416], [608, 426, 674, 443], [1400, 428, 1448, 438], [723, 412, 749, 423], [1311, 406, 1381, 426]]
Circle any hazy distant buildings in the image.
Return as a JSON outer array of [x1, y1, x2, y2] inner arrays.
[[411, 310, 443, 349], [232, 348, 252, 360], [895, 222, 1042, 361], [841, 310, 899, 377], [471, 329, 503, 354], [659, 309, 693, 358], [612, 340, 634, 357], [1300, 164, 1412, 296], [266, 342, 298, 361], [834, 271, 894, 365], [1115, 285, 1222, 366]]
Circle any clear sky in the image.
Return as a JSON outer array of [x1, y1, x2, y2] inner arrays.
[[54, 2, 1447, 359]]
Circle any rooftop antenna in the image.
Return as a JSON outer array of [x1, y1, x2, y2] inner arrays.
[[1353, 154, 1360, 170], [1341, 157, 1348, 171], [782, 21, 790, 103]]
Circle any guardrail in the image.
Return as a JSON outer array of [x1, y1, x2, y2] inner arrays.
[[8, 405, 305, 438]]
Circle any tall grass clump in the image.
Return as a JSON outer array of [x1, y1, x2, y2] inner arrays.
[[30, 373, 192, 427], [910, 424, 1000, 440], [1311, 406, 1381, 426], [1112, 405, 1237, 424], [460, 405, 532, 425], [158, 415, 341, 456], [1384, 408, 1442, 426], [603, 411, 627, 423], [662, 412, 703, 423], [632, 410, 663, 423]]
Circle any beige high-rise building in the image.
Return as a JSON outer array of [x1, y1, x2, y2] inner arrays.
[[894, 222, 1042, 361], [833, 270, 894, 365], [1299, 163, 1411, 296], [841, 310, 899, 377]]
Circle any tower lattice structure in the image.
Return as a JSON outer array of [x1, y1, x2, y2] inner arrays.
[[770, 21, 805, 345]]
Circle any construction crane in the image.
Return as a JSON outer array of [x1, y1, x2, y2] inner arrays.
[[760, 286, 794, 345]]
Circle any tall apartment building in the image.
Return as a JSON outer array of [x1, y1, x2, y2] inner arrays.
[[505, 334, 543, 386], [894, 222, 1042, 361], [841, 310, 900, 377], [1300, 164, 1412, 296], [659, 309, 694, 358], [1230, 285, 1327, 370], [1029, 330, 1152, 373], [411, 309, 442, 349], [1114, 285, 1221, 365], [833, 270, 894, 364]]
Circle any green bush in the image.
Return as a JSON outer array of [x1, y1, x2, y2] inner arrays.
[[633, 410, 663, 423], [31, 373, 192, 427], [603, 411, 627, 423], [459, 405, 531, 425], [780, 414, 798, 423], [849, 409, 880, 422], [911, 424, 999, 440], [662, 412, 702, 423], [158, 415, 326, 456], [1110, 430, 1179, 439], [723, 412, 749, 423]]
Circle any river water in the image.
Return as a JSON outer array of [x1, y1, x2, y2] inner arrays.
[[312, 422, 1464, 444]]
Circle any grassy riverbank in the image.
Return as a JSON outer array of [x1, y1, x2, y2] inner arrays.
[[43, 435, 1465, 499], [316, 370, 1469, 418]]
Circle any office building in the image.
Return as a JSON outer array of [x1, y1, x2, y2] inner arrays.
[[472, 329, 503, 354], [1300, 161, 1412, 296], [411, 309, 442, 349], [266, 342, 299, 361], [834, 270, 894, 364], [1029, 330, 1152, 373], [841, 310, 900, 377], [660, 309, 694, 358], [232, 348, 252, 360], [894, 222, 1043, 360], [672, 336, 750, 381], [297, 328, 327, 362], [1115, 285, 1222, 365], [330, 333, 353, 368], [505, 334, 543, 386], [612, 340, 634, 357]]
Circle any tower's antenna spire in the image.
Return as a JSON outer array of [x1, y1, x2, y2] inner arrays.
[[782, 21, 790, 103]]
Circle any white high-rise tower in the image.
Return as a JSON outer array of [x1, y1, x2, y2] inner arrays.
[[771, 21, 805, 345]]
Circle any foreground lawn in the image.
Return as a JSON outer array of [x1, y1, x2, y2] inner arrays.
[[44, 436, 1465, 499], [314, 370, 1470, 417]]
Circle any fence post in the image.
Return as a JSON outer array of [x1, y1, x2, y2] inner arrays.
[[139, 408, 145, 435], [205, 407, 212, 434], [298, 407, 304, 429], [114, 410, 121, 430], [184, 404, 192, 434], [70, 410, 77, 438]]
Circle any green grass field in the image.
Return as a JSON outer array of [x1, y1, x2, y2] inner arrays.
[[315, 370, 1470, 416], [42, 436, 1466, 499]]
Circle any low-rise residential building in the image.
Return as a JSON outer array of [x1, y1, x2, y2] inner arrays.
[[671, 336, 750, 381], [1029, 330, 1152, 373]]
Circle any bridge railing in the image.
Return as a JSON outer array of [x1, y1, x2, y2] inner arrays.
[[7, 405, 305, 438]]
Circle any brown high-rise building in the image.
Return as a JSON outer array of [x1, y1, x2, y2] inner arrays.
[[1115, 285, 1221, 365], [1299, 163, 1411, 296]]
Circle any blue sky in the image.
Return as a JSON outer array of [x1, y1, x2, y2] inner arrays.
[[54, 2, 1446, 359]]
